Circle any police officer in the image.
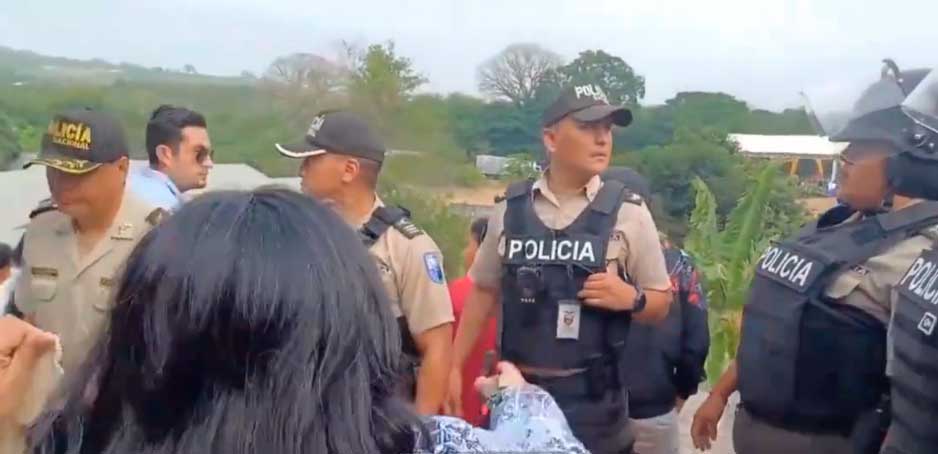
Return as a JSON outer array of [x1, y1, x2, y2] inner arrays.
[[604, 167, 710, 454], [691, 63, 937, 454], [274, 110, 455, 415], [881, 67, 938, 454], [445, 85, 674, 454], [12, 108, 164, 382]]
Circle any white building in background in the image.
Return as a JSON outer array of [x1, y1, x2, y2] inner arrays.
[[0, 161, 299, 247], [728, 133, 848, 194]]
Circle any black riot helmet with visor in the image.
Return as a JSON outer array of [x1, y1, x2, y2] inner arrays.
[[887, 68, 938, 200]]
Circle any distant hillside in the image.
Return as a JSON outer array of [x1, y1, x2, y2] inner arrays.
[[0, 45, 253, 87]]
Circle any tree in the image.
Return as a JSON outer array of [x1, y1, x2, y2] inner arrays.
[[552, 50, 645, 106], [477, 43, 563, 107], [183, 64, 197, 74], [262, 52, 346, 94], [345, 40, 428, 132], [240, 70, 257, 79]]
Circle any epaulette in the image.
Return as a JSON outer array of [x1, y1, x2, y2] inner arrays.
[[145, 208, 169, 226], [392, 216, 424, 239], [29, 198, 58, 219], [623, 190, 643, 206]]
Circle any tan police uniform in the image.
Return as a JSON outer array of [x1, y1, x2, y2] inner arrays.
[[359, 196, 454, 338], [470, 173, 671, 294], [733, 209, 935, 454], [14, 191, 163, 380]]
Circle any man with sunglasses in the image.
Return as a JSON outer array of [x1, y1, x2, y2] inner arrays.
[[130, 105, 214, 211], [12, 108, 164, 383], [691, 63, 938, 454]]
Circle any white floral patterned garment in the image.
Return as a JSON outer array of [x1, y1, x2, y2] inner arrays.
[[416, 384, 590, 454]]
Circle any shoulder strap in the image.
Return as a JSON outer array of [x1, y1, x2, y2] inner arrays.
[[504, 180, 535, 235], [876, 201, 938, 235], [29, 198, 58, 219], [360, 206, 421, 247], [579, 180, 629, 238], [505, 179, 534, 200]]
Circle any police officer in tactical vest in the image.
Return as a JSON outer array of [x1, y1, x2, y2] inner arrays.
[[880, 67, 938, 454], [445, 85, 674, 454], [691, 62, 938, 454], [274, 110, 455, 415]]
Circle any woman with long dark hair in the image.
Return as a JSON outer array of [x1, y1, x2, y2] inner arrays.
[[29, 187, 586, 454]]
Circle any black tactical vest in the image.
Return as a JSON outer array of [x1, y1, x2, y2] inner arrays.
[[359, 205, 421, 359], [886, 244, 938, 453], [738, 202, 938, 434], [499, 179, 633, 373]]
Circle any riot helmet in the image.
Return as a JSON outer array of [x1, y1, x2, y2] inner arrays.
[[826, 61, 929, 146], [887, 68, 938, 199]]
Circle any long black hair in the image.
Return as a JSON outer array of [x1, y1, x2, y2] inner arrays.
[[32, 188, 423, 454]]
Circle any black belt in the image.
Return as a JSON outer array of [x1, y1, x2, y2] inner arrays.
[[527, 362, 620, 400]]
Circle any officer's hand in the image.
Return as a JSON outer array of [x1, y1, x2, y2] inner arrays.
[[443, 368, 464, 417], [691, 393, 727, 452], [578, 272, 637, 311], [0, 316, 59, 420], [474, 361, 526, 400]]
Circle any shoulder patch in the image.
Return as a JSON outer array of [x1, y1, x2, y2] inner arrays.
[[146, 208, 168, 226], [29, 198, 58, 219], [423, 252, 445, 284], [392, 217, 424, 239]]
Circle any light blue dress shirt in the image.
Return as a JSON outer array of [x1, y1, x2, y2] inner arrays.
[[128, 167, 183, 211]]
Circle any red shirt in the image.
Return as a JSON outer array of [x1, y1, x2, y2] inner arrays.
[[448, 276, 498, 427]]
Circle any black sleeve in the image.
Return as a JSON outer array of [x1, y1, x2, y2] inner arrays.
[[674, 260, 710, 399]]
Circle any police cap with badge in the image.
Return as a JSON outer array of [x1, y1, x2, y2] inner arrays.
[[23, 108, 129, 175]]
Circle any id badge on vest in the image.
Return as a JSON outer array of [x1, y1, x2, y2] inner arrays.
[[557, 300, 581, 339]]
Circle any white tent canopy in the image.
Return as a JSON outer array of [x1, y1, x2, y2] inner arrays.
[[728, 133, 847, 160]]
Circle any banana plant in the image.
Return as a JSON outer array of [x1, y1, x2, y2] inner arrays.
[[684, 164, 800, 384]]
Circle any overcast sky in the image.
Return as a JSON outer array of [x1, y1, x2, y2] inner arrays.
[[3, 0, 935, 111]]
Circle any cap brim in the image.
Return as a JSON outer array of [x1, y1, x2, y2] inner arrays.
[[275, 141, 328, 159], [23, 157, 102, 175], [572, 105, 633, 127]]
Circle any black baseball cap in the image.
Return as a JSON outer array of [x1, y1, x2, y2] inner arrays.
[[541, 84, 633, 128], [275, 110, 386, 163], [24, 108, 129, 174]]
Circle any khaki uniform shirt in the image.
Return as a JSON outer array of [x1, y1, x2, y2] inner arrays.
[[358, 197, 454, 337], [470, 173, 672, 293], [14, 191, 161, 379]]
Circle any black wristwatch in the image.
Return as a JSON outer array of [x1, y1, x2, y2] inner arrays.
[[631, 286, 647, 313]]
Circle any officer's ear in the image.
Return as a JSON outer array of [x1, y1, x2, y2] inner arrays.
[[340, 157, 360, 184], [543, 124, 559, 157], [115, 156, 129, 174]]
